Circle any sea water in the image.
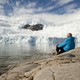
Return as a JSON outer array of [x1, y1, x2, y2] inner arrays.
[[0, 43, 55, 75]]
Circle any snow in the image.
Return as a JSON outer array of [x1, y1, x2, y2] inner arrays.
[[0, 14, 80, 44]]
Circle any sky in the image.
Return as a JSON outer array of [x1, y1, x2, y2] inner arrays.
[[0, 0, 80, 25], [0, 0, 80, 16]]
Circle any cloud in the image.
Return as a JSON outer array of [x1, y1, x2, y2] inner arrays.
[[52, 0, 77, 14], [15, 1, 20, 7], [37, 6, 54, 12], [11, 0, 76, 16], [0, 0, 80, 28], [64, 3, 77, 13], [12, 1, 55, 16], [9, 9, 80, 28], [12, 1, 54, 15], [11, 1, 37, 15], [0, 0, 9, 15], [26, 2, 37, 8], [0, 5, 3, 9], [0, 0, 8, 4], [56, 0, 74, 6], [0, 0, 79, 17], [12, 6, 36, 15]]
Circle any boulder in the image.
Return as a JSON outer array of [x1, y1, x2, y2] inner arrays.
[[30, 24, 43, 31], [22, 24, 44, 31], [22, 24, 30, 29]]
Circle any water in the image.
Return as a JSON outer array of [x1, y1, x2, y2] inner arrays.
[[0, 37, 78, 75], [0, 43, 55, 75]]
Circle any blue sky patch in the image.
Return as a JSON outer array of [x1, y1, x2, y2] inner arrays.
[[0, 0, 80, 16]]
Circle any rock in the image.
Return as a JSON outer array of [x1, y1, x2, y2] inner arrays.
[[34, 67, 54, 80], [21, 78, 28, 80], [7, 73, 19, 80], [62, 54, 76, 58], [22, 24, 30, 29], [8, 63, 40, 74], [22, 24, 43, 31], [50, 63, 80, 80], [34, 63, 80, 80], [30, 24, 43, 31], [0, 74, 7, 80]]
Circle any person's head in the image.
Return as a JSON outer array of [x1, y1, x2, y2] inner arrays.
[[67, 33, 72, 37]]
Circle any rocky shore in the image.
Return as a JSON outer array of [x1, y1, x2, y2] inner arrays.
[[0, 47, 80, 80]]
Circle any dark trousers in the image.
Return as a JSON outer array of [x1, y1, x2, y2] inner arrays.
[[56, 45, 65, 55]]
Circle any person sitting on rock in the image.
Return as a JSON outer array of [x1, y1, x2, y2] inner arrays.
[[56, 33, 75, 55]]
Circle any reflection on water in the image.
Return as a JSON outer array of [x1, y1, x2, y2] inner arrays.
[[0, 43, 55, 75], [0, 43, 53, 63]]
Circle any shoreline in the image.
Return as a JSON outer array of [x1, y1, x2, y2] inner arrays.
[[0, 48, 80, 80], [0, 52, 51, 76]]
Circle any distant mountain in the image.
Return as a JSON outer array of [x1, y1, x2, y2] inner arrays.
[[0, 16, 80, 44]]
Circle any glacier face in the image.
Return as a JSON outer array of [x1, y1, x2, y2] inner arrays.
[[0, 17, 80, 44]]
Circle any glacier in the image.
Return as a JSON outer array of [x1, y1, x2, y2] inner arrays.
[[0, 16, 80, 45]]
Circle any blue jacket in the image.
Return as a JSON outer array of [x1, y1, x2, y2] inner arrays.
[[58, 37, 75, 51]]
